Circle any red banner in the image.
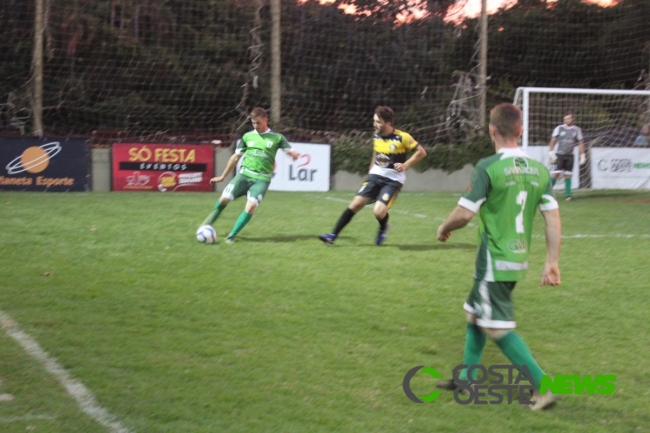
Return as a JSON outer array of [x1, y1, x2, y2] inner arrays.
[[112, 143, 214, 192]]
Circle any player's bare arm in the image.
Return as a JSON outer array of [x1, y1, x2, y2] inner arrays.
[[210, 153, 241, 184], [548, 137, 558, 162], [369, 151, 376, 173], [578, 139, 587, 165], [540, 208, 561, 286], [437, 205, 475, 242], [394, 144, 427, 173], [285, 148, 300, 161]]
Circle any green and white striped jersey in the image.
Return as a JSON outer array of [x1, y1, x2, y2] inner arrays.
[[459, 148, 558, 282], [236, 129, 291, 180]]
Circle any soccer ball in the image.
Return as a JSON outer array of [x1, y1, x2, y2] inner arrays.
[[196, 225, 217, 244]]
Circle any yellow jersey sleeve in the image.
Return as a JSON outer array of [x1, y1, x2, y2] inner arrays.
[[400, 131, 418, 151]]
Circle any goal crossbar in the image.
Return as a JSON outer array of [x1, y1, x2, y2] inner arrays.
[[514, 87, 650, 150]]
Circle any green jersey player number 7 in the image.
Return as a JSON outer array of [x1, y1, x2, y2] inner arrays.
[[199, 107, 299, 244]]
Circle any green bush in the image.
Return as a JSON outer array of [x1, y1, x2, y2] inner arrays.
[[330, 133, 374, 175]]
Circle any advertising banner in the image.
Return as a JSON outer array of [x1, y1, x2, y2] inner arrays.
[[112, 143, 214, 192], [0, 137, 88, 191], [591, 147, 650, 189], [234, 142, 330, 191], [269, 142, 330, 191]]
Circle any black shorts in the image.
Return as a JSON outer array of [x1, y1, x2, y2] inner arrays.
[[356, 174, 403, 207], [551, 154, 574, 174]]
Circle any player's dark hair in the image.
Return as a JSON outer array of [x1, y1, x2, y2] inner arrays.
[[489, 103, 522, 140], [563, 110, 574, 117], [250, 107, 268, 119], [375, 106, 394, 125]]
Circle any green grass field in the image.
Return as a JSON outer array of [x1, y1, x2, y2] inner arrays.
[[0, 190, 648, 432]]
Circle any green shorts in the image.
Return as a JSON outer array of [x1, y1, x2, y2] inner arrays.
[[464, 279, 516, 329], [221, 173, 271, 205]]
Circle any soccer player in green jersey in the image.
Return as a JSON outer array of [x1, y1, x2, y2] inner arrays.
[[436, 103, 562, 411], [200, 107, 299, 243]]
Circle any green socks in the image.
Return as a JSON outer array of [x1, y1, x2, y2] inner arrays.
[[458, 323, 487, 382], [203, 202, 226, 226], [202, 203, 253, 239], [495, 331, 545, 390], [454, 327, 545, 389], [549, 177, 571, 197], [228, 211, 253, 238]]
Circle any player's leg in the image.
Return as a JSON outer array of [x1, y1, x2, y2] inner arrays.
[[476, 281, 554, 409], [226, 178, 269, 242], [318, 195, 369, 244], [437, 314, 488, 387], [557, 173, 569, 199], [437, 282, 487, 391], [457, 282, 488, 382], [559, 155, 575, 200], [550, 166, 561, 187], [225, 199, 255, 242], [488, 326, 554, 410], [201, 176, 242, 226], [549, 158, 559, 186], [318, 176, 378, 244], [202, 195, 231, 226], [458, 290, 487, 381], [373, 201, 390, 245], [373, 180, 401, 245]]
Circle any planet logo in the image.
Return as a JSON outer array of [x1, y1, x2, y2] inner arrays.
[[6, 142, 62, 174]]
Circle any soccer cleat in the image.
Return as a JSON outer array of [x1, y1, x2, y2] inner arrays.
[[565, 196, 573, 201], [318, 233, 337, 245], [529, 390, 557, 411], [226, 236, 235, 244], [375, 223, 390, 246], [436, 379, 459, 391], [436, 379, 471, 394]]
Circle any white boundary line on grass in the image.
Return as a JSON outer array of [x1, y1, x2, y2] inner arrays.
[[0, 415, 55, 423], [539, 234, 650, 239], [0, 310, 131, 433], [323, 195, 473, 226], [324, 196, 440, 221]]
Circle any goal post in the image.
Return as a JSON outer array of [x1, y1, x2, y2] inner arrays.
[[513, 87, 650, 190], [514, 87, 650, 150]]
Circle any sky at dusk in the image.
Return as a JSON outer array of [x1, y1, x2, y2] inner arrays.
[[311, 0, 615, 21], [450, 0, 613, 19]]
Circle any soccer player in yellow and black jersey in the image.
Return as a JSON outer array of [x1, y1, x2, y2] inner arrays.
[[319, 106, 427, 245]]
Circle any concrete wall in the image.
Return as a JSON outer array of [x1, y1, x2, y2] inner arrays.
[[91, 148, 111, 192], [330, 164, 473, 192], [402, 164, 473, 192], [214, 147, 235, 192], [91, 148, 472, 192]]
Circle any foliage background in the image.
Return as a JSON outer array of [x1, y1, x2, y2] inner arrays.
[[1, 0, 649, 171]]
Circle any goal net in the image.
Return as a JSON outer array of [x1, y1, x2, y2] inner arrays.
[[0, 0, 457, 144], [3, 0, 650, 159], [514, 87, 650, 190]]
